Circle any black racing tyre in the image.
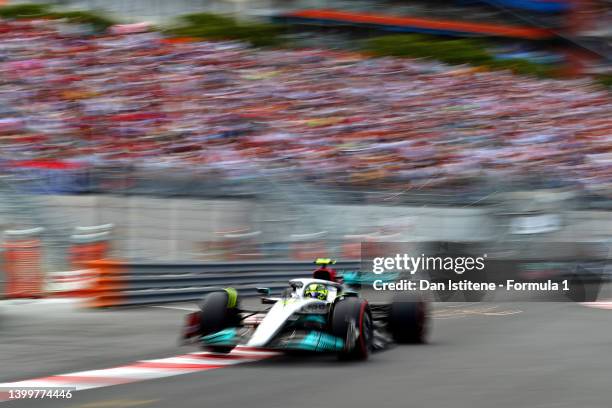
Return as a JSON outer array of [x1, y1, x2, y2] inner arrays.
[[198, 290, 240, 353], [388, 298, 428, 344], [565, 271, 602, 302], [331, 297, 373, 360]]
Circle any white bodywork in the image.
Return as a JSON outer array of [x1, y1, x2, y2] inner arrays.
[[246, 278, 341, 347]]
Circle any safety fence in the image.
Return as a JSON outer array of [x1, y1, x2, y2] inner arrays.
[[81, 260, 360, 307], [7, 164, 497, 205], [6, 166, 611, 210]]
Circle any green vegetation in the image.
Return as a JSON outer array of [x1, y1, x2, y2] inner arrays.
[[0, 6, 285, 45], [596, 74, 612, 88], [0, 3, 115, 31], [50, 10, 115, 31], [364, 34, 556, 78], [0, 3, 50, 18], [165, 13, 285, 47]]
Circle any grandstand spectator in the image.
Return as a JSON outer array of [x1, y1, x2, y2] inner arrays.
[[0, 19, 610, 196]]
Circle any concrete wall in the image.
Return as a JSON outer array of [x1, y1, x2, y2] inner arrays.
[[4, 195, 609, 262], [42, 195, 254, 260], [0, 194, 496, 261]]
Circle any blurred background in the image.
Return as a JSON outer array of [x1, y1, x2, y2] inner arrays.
[[0, 0, 609, 293], [0, 2, 610, 407]]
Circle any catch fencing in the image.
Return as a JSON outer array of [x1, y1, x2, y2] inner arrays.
[[84, 260, 360, 307]]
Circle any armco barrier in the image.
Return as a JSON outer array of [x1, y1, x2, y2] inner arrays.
[[86, 260, 126, 307], [85, 260, 360, 307], [46, 268, 98, 298]]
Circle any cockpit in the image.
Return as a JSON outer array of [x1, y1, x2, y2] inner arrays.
[[285, 279, 341, 302]]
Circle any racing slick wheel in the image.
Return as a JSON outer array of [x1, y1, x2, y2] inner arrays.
[[331, 297, 373, 360], [198, 289, 240, 353], [388, 297, 428, 344]]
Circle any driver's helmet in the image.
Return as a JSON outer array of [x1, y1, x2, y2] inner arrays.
[[304, 283, 329, 300]]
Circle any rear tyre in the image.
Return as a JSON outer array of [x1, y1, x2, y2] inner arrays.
[[331, 297, 372, 360], [199, 290, 240, 353], [388, 298, 428, 344]]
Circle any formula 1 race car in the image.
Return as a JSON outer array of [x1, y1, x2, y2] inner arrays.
[[182, 259, 428, 360]]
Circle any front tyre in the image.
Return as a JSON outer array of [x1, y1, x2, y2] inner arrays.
[[331, 297, 372, 360], [199, 289, 240, 353]]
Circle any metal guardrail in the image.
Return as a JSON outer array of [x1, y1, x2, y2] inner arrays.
[[84, 257, 611, 307], [86, 260, 361, 307]]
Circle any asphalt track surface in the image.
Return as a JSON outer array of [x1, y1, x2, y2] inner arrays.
[[2, 299, 612, 408]]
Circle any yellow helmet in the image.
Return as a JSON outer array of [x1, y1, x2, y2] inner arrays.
[[304, 283, 329, 300]]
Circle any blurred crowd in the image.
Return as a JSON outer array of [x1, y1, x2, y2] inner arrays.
[[0, 19, 611, 195]]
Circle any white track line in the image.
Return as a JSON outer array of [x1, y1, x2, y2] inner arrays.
[[0, 346, 279, 402], [149, 305, 199, 311], [581, 300, 612, 310]]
